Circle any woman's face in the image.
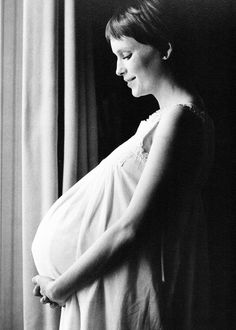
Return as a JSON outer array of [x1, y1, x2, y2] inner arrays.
[[110, 36, 164, 98]]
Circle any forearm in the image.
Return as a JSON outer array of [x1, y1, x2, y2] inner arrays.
[[51, 219, 135, 302], [43, 106, 201, 305]]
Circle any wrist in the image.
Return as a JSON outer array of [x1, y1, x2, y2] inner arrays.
[[46, 280, 58, 302], [49, 276, 71, 305]]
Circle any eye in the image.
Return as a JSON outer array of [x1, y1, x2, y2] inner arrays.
[[123, 53, 132, 60]]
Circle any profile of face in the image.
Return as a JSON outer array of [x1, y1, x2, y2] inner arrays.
[[110, 36, 165, 98]]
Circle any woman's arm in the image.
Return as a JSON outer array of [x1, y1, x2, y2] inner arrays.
[[36, 105, 204, 304]]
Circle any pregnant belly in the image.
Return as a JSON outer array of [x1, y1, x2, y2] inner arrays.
[[32, 214, 80, 278]]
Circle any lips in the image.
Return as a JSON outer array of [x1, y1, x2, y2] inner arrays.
[[125, 77, 136, 87], [125, 77, 135, 83]]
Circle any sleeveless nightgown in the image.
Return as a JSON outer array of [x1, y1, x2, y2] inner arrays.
[[32, 104, 214, 330]]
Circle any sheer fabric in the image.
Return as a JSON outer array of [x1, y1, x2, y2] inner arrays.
[[32, 105, 214, 329], [22, 1, 98, 329]]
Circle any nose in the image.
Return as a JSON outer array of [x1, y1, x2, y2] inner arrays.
[[116, 59, 126, 76]]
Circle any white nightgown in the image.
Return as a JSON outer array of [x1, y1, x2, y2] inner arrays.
[[32, 104, 214, 330]]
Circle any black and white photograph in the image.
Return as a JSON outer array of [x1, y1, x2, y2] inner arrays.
[[0, 0, 234, 329]]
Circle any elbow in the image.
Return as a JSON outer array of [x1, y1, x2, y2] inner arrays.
[[126, 225, 136, 243], [118, 208, 146, 246]]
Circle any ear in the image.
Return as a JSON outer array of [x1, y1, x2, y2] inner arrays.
[[162, 42, 173, 60]]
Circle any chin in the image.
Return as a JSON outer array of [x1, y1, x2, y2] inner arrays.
[[131, 88, 144, 98]]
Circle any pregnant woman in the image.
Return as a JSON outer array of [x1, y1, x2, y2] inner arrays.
[[32, 1, 214, 329]]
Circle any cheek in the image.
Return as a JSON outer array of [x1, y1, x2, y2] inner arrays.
[[133, 63, 153, 82], [141, 54, 153, 68], [139, 51, 161, 77]]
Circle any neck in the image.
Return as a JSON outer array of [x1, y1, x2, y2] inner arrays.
[[153, 74, 196, 109]]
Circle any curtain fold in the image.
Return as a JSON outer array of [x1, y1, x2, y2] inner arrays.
[[63, 0, 98, 191], [0, 0, 23, 329], [22, 0, 60, 328], [22, 0, 98, 328]]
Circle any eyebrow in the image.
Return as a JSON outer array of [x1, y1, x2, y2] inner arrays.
[[114, 48, 132, 56]]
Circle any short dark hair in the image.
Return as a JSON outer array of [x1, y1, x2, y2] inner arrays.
[[105, 0, 171, 57], [105, 0, 196, 86]]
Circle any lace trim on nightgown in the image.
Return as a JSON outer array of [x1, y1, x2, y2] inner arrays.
[[134, 109, 162, 163], [134, 103, 206, 162], [179, 102, 206, 121], [135, 144, 149, 162], [154, 103, 206, 121]]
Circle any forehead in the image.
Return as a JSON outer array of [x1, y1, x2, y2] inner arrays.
[[110, 36, 142, 55]]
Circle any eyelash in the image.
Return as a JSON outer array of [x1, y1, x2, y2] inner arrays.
[[123, 54, 132, 60]]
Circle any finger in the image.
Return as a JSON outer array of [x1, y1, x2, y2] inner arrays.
[[40, 295, 49, 304], [43, 297, 52, 304], [40, 296, 46, 304], [32, 275, 40, 285], [40, 289, 45, 297]]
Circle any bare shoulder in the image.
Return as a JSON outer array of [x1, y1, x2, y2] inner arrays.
[[153, 104, 205, 143], [161, 103, 205, 125], [146, 104, 206, 186]]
